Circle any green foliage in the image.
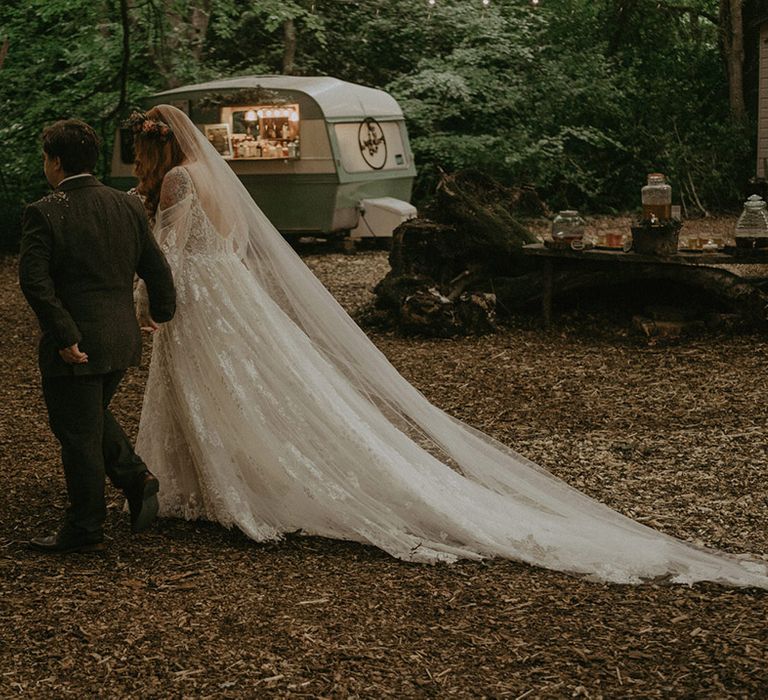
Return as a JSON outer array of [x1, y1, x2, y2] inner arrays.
[[0, 0, 758, 250], [0, 0, 125, 247], [387, 1, 633, 209], [207, 0, 326, 75]]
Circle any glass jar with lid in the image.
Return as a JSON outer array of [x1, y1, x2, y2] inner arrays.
[[641, 173, 672, 222], [551, 210, 586, 246], [734, 194, 768, 249]]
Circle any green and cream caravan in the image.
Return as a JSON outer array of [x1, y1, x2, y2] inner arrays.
[[111, 75, 418, 240]]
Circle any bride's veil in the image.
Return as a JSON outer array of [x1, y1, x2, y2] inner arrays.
[[156, 104, 767, 587]]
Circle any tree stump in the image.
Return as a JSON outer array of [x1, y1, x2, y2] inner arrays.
[[435, 169, 545, 255], [398, 287, 497, 337], [373, 172, 542, 335]]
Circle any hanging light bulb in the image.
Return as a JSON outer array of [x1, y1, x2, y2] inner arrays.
[[531, 0, 540, 4], [428, 0, 436, 5], [482, 0, 490, 5]]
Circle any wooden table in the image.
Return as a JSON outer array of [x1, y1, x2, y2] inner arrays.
[[521, 243, 768, 327]]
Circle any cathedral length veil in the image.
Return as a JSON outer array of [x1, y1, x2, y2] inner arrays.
[[153, 104, 768, 588]]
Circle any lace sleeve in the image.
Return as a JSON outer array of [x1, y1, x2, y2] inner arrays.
[[152, 165, 196, 259], [159, 166, 193, 210]]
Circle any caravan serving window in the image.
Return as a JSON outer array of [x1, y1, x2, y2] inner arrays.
[[217, 104, 301, 160]]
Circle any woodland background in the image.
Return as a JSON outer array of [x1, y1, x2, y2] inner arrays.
[[0, 0, 766, 249], [2, 7, 768, 694]]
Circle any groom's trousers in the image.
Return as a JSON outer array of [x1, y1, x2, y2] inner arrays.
[[42, 370, 148, 536]]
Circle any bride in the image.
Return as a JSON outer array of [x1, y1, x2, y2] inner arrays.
[[130, 105, 767, 589]]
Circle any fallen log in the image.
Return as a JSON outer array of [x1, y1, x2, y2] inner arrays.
[[487, 263, 768, 326]]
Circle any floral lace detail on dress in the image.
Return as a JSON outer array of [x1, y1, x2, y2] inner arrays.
[[130, 103, 768, 590], [158, 166, 227, 258], [133, 167, 768, 589]]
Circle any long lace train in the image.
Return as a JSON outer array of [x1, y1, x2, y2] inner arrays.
[[135, 108, 768, 589]]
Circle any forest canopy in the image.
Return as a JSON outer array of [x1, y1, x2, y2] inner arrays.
[[0, 0, 765, 247]]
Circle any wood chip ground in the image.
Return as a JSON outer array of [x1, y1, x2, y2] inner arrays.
[[1, 220, 766, 697]]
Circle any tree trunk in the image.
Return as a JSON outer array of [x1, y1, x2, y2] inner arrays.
[[105, 0, 130, 119], [188, 4, 211, 63], [720, 0, 746, 121], [0, 37, 8, 70], [151, 1, 212, 88], [605, 0, 641, 55], [100, 0, 131, 180], [283, 18, 297, 75]]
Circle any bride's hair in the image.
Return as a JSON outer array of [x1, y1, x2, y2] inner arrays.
[[132, 107, 186, 218]]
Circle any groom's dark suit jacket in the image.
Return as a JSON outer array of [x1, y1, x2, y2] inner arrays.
[[19, 175, 176, 377]]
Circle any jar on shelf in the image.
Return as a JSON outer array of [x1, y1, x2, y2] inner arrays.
[[551, 210, 586, 245], [641, 173, 672, 222], [734, 194, 768, 249]]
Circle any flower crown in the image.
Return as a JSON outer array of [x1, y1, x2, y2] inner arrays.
[[123, 110, 173, 142]]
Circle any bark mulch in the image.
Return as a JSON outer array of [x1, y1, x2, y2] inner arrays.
[[0, 240, 766, 698]]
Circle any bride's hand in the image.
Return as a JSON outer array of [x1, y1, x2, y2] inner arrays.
[[134, 278, 159, 333], [136, 297, 160, 333]]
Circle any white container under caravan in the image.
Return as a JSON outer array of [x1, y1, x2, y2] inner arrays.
[[350, 197, 417, 239]]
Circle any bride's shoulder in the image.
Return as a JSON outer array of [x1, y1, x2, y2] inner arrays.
[[159, 164, 194, 208], [163, 164, 192, 184], [161, 164, 194, 194]]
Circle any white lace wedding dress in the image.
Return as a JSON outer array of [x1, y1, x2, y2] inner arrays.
[[135, 105, 768, 588]]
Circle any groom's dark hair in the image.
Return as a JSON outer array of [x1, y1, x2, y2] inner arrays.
[[42, 119, 100, 174]]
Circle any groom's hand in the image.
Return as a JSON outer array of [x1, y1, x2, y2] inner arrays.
[[141, 319, 160, 334], [58, 343, 89, 364]]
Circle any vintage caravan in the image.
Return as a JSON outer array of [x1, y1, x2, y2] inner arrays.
[[111, 75, 418, 239]]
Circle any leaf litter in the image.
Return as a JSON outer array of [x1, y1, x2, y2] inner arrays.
[[0, 227, 766, 697]]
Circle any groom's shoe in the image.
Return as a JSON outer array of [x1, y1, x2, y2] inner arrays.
[[125, 471, 160, 533], [28, 530, 106, 554]]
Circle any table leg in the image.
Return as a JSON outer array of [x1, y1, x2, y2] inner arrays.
[[542, 259, 553, 328]]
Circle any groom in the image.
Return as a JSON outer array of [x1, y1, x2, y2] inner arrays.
[[19, 119, 176, 553]]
